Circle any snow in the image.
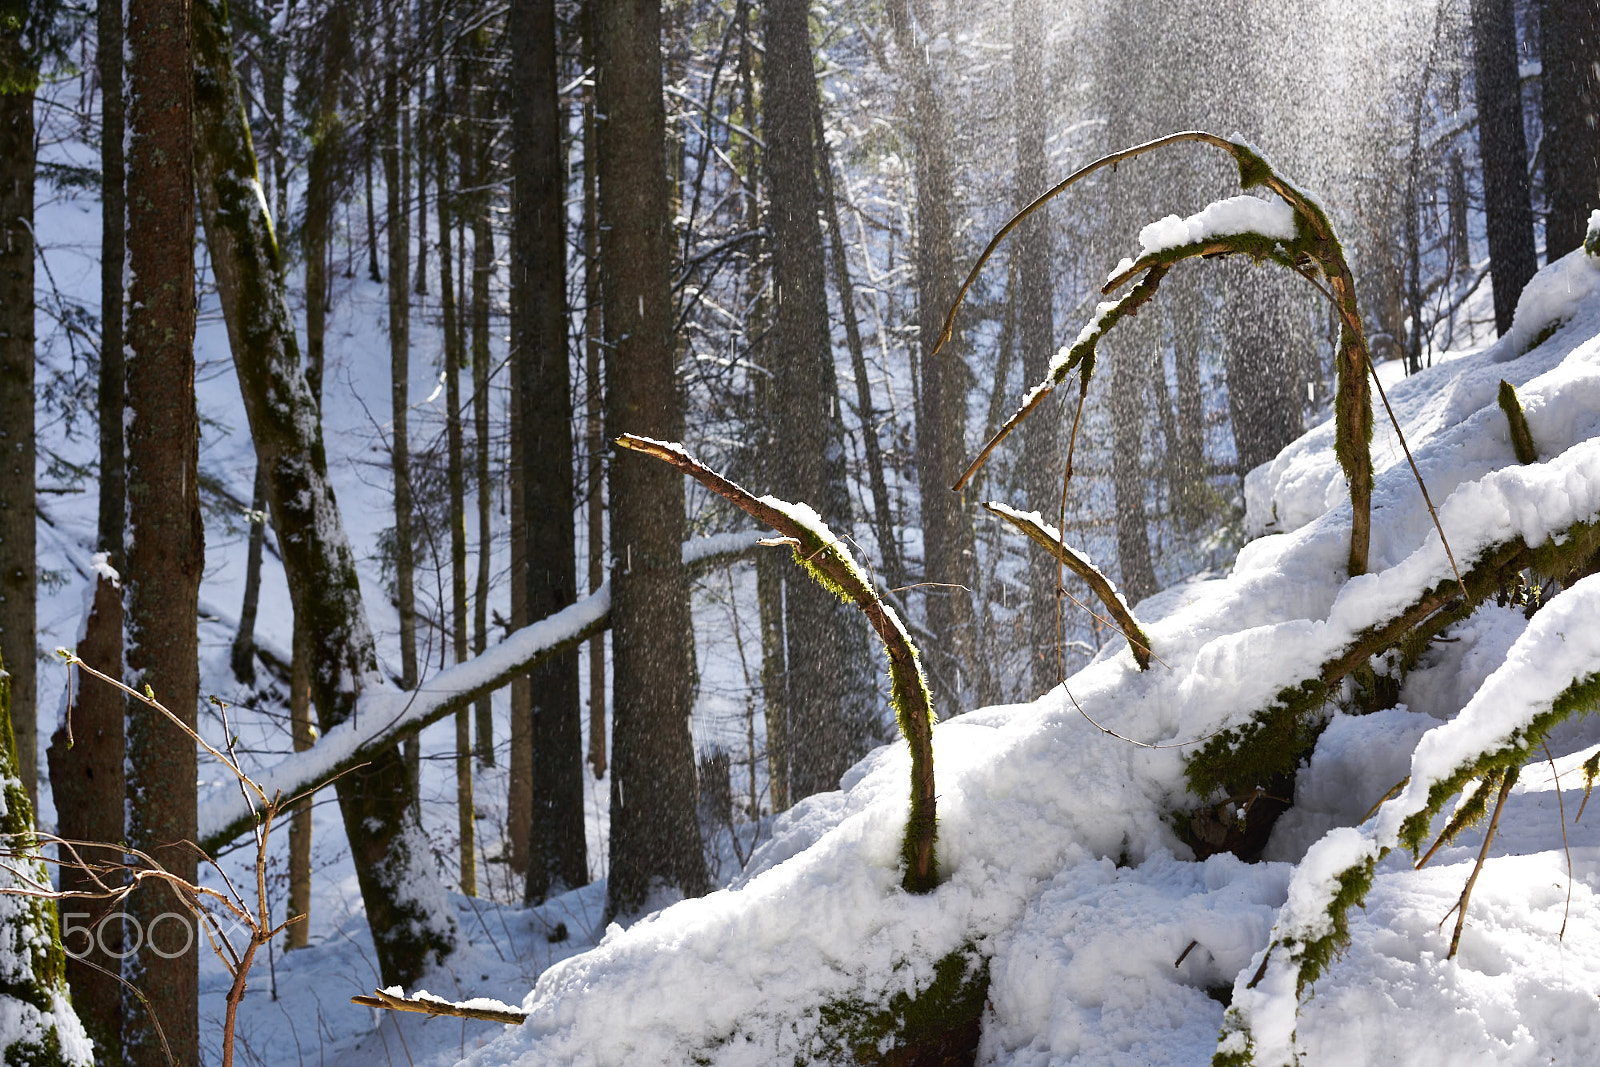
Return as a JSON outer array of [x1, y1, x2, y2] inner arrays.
[[1107, 194, 1299, 282], [453, 244, 1600, 1066]]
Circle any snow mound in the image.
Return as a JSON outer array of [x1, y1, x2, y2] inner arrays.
[[465, 246, 1600, 1066]]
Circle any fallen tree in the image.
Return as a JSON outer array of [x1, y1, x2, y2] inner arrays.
[[196, 532, 758, 852]]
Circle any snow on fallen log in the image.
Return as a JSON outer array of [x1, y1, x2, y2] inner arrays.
[[197, 531, 759, 851]]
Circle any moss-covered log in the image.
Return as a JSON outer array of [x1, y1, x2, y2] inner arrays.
[[191, 0, 453, 987]]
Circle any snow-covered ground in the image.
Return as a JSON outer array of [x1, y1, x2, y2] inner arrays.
[[439, 231, 1600, 1066]]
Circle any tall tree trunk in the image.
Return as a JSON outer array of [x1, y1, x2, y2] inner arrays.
[[299, 0, 349, 407], [580, 0, 606, 782], [437, 75, 476, 896], [814, 87, 903, 593], [1471, 0, 1538, 334], [124, 0, 201, 1053], [1223, 265, 1303, 476], [469, 54, 494, 767], [506, 336, 533, 869], [385, 10, 418, 696], [0, 9, 37, 811], [47, 2, 126, 1042], [46, 571, 124, 1058], [887, 0, 983, 712], [1013, 0, 1058, 694], [193, 0, 456, 986], [594, 0, 707, 918], [766, 0, 878, 798], [1541, 0, 1600, 260], [513, 0, 586, 906]]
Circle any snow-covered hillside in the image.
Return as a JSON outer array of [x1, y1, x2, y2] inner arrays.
[[449, 227, 1600, 1066]]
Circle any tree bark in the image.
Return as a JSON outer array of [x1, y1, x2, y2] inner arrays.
[[437, 68, 476, 896], [512, 0, 586, 905], [298, 0, 350, 407], [581, 0, 607, 783], [230, 465, 268, 682], [286, 619, 312, 949], [1540, 0, 1600, 260], [765, 0, 879, 799], [124, 0, 201, 1053], [1471, 0, 1538, 334], [46, 574, 124, 1058], [192, 0, 455, 987], [1013, 0, 1058, 694], [594, 0, 707, 918], [0, 13, 37, 811], [469, 54, 494, 767], [1108, 332, 1157, 605], [887, 0, 982, 712]]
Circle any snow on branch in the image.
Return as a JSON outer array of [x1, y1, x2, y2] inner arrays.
[[1217, 573, 1600, 1067], [196, 531, 760, 851]]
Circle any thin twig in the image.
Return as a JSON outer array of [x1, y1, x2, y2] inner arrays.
[[1443, 765, 1516, 960], [1541, 742, 1573, 940]]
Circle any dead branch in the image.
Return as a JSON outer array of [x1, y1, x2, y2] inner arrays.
[[351, 987, 528, 1025]]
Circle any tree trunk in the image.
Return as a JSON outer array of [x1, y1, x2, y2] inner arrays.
[[124, 0, 201, 1053], [814, 85, 904, 594], [1223, 265, 1303, 476], [192, 0, 455, 987], [46, 3, 127, 1039], [287, 620, 312, 948], [594, 0, 707, 918], [231, 465, 268, 682], [766, 0, 879, 799], [1471, 0, 1538, 334], [887, 0, 983, 712], [1540, 0, 1600, 260], [298, 0, 350, 408], [1013, 0, 1058, 695], [506, 316, 533, 870], [437, 73, 476, 896], [385, 9, 418, 697], [0, 652, 94, 1067], [469, 58, 494, 767], [1108, 335, 1157, 605], [512, 0, 586, 905], [0, 18, 37, 810], [581, 0, 607, 782], [46, 574, 124, 1059]]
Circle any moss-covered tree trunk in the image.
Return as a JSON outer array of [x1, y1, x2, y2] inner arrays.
[[0, 8, 37, 812], [0, 653, 94, 1067], [192, 0, 455, 987]]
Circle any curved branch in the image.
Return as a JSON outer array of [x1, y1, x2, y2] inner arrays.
[[983, 502, 1152, 670], [616, 434, 940, 893]]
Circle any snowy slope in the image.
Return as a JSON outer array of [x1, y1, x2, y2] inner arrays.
[[453, 236, 1600, 1066]]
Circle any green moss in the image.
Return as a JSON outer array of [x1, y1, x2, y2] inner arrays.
[[813, 947, 989, 1066], [1185, 679, 1330, 800], [1290, 854, 1377, 994], [1498, 380, 1539, 464]]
